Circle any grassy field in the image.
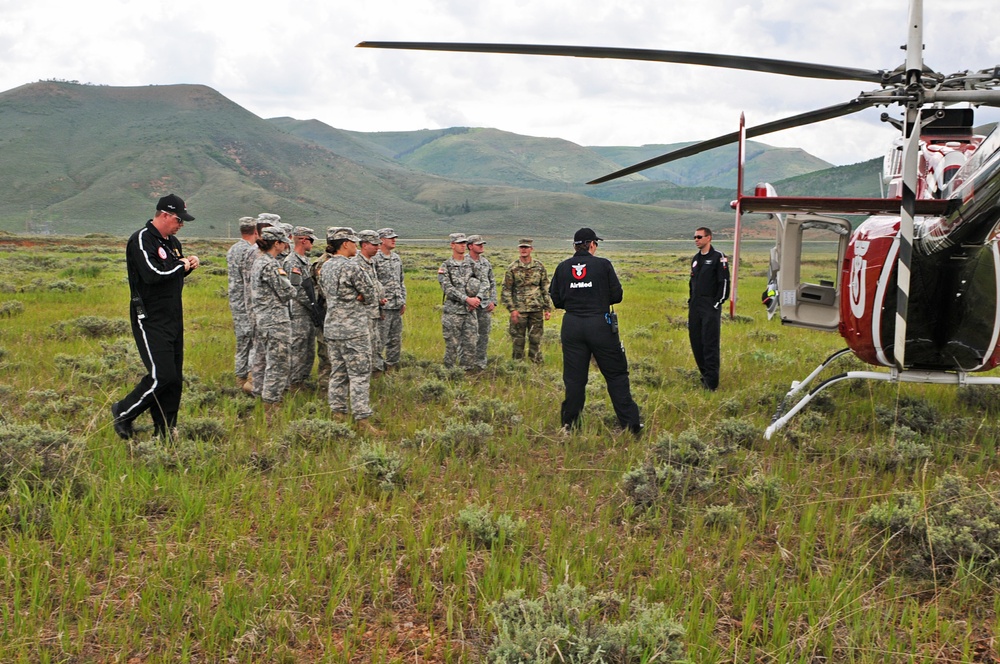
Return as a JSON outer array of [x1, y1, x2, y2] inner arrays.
[[1, 235, 999, 663]]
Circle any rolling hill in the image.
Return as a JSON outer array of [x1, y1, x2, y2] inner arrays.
[[0, 81, 882, 239]]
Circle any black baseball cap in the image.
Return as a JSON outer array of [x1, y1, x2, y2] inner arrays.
[[156, 194, 195, 221], [573, 227, 603, 244]]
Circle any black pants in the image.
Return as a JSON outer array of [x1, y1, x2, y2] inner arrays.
[[560, 313, 641, 430], [688, 297, 721, 390], [115, 316, 184, 436]]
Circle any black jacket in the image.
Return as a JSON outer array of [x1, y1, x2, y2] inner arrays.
[[689, 246, 730, 308], [125, 220, 189, 325], [549, 249, 623, 317]]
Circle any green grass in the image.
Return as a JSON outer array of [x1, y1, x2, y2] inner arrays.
[[1, 236, 999, 662]]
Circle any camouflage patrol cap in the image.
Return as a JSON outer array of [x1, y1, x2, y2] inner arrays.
[[333, 227, 360, 243], [466, 277, 482, 297], [325, 226, 342, 243], [260, 226, 290, 244], [292, 226, 317, 241], [466, 234, 486, 245], [278, 222, 294, 237], [448, 232, 468, 244], [377, 228, 398, 239], [518, 238, 534, 247], [257, 212, 281, 224], [238, 216, 257, 232], [357, 229, 382, 245]]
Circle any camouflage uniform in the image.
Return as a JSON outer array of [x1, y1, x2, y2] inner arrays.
[[320, 251, 376, 419], [249, 249, 295, 403], [283, 249, 317, 385], [438, 255, 479, 369], [311, 246, 334, 384], [226, 234, 256, 379], [502, 256, 553, 362], [373, 234, 406, 369], [353, 233, 385, 373], [469, 251, 497, 370]]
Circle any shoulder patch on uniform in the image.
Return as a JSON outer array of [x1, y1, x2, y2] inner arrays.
[[292, 267, 302, 274], [438, 266, 446, 274], [277, 268, 288, 276], [721, 256, 729, 265]]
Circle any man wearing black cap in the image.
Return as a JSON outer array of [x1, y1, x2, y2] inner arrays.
[[110, 194, 199, 440], [549, 228, 642, 435], [688, 227, 729, 390]]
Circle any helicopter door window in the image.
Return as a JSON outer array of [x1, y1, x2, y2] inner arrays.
[[775, 214, 851, 332]]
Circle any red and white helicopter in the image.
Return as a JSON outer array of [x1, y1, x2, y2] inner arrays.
[[359, 0, 1000, 436]]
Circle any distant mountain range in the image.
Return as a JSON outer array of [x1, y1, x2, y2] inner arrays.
[[0, 81, 884, 239]]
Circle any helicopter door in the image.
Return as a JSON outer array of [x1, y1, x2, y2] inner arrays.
[[776, 213, 852, 331]]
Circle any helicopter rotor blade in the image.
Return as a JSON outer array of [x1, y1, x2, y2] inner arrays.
[[586, 97, 884, 185], [357, 41, 886, 84]]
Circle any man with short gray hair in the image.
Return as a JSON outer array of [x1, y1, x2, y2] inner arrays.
[[374, 228, 406, 372]]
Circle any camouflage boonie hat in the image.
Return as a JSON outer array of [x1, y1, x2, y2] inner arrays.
[[518, 238, 533, 247], [257, 212, 281, 224], [292, 226, 317, 241], [377, 228, 398, 239], [466, 234, 486, 245], [357, 229, 382, 245], [238, 216, 257, 232], [261, 226, 290, 243], [333, 227, 360, 243], [448, 232, 468, 244]]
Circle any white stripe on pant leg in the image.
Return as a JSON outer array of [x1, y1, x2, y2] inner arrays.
[[120, 317, 160, 419]]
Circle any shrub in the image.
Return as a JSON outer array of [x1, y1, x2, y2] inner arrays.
[[178, 417, 227, 442], [713, 417, 759, 449], [861, 473, 1000, 578], [742, 472, 784, 513], [46, 278, 85, 292], [875, 395, 937, 434], [851, 426, 932, 471], [0, 423, 85, 491], [487, 584, 688, 663], [286, 418, 356, 449], [50, 316, 129, 339], [409, 422, 493, 458], [457, 503, 526, 548], [0, 300, 24, 318], [464, 398, 522, 428], [621, 429, 732, 508], [354, 442, 405, 491], [416, 379, 450, 401], [130, 437, 217, 472], [703, 503, 743, 529]]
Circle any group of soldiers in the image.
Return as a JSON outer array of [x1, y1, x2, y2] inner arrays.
[[438, 233, 553, 370], [225, 219, 556, 433], [226, 216, 405, 434]]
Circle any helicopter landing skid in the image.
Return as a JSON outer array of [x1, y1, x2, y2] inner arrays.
[[764, 348, 1000, 439]]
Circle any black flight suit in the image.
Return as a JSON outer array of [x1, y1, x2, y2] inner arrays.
[[114, 220, 191, 436], [549, 248, 641, 432], [688, 246, 730, 390]]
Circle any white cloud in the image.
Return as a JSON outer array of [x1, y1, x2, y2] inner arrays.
[[2, 0, 999, 167]]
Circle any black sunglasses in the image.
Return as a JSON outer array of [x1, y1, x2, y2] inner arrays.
[[693, 234, 705, 239]]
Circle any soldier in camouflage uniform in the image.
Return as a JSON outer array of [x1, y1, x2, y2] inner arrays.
[[239, 215, 279, 394], [319, 228, 382, 435], [276, 221, 294, 260], [283, 226, 321, 388], [438, 233, 480, 370], [466, 235, 497, 370], [226, 216, 258, 390], [354, 230, 387, 374], [501, 238, 553, 363], [249, 226, 295, 405], [374, 228, 406, 372], [311, 226, 340, 386]]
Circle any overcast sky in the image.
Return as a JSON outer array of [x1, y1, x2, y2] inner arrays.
[[3, 0, 998, 167]]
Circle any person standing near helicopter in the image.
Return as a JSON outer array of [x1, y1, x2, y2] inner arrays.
[[688, 227, 730, 391]]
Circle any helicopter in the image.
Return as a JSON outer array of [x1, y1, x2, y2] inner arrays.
[[358, 0, 1000, 436]]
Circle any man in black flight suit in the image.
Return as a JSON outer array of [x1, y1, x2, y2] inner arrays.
[[111, 194, 200, 439], [688, 226, 730, 391], [549, 228, 642, 435]]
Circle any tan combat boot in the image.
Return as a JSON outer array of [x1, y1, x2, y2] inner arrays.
[[242, 374, 255, 395]]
